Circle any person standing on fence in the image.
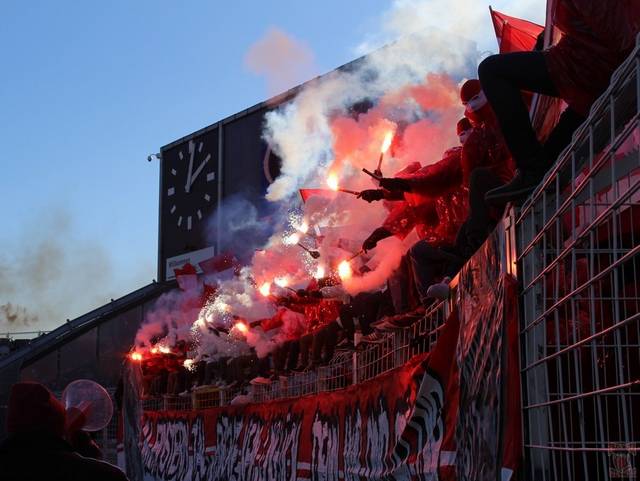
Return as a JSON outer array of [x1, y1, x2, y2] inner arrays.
[[0, 381, 129, 481], [480, 0, 640, 203]]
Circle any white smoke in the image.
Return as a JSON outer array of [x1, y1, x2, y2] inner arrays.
[[245, 27, 319, 96], [134, 0, 547, 363]]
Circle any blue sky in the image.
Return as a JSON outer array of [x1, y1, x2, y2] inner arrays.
[[0, 0, 545, 332]]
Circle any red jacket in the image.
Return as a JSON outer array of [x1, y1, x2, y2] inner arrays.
[[304, 299, 342, 334], [405, 147, 464, 197], [545, 0, 639, 116], [382, 198, 439, 240], [461, 126, 514, 184]]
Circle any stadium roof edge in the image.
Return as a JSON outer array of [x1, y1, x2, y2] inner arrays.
[[0, 281, 175, 370]]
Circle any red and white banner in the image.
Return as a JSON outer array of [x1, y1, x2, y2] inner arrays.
[[125, 231, 522, 481]]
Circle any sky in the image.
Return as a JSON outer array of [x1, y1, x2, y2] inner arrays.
[[0, 0, 545, 333]]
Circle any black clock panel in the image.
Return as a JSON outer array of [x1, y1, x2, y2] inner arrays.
[[159, 127, 219, 272]]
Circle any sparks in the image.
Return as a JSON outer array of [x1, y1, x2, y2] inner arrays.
[[284, 233, 301, 245], [259, 282, 271, 297], [274, 277, 289, 288], [157, 344, 171, 354], [130, 352, 142, 362], [234, 321, 249, 334], [327, 173, 339, 191], [381, 130, 394, 154], [338, 260, 352, 280], [297, 220, 309, 234], [183, 359, 195, 371], [314, 265, 326, 279], [193, 317, 207, 330], [150, 347, 158, 354]]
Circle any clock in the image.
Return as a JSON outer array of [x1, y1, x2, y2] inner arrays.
[[158, 127, 220, 281], [165, 137, 217, 232]]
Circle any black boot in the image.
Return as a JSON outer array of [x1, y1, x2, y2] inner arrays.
[[484, 166, 548, 204]]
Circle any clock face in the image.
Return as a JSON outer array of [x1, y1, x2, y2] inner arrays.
[[165, 137, 217, 232]]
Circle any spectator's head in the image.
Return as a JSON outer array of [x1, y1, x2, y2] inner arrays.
[[456, 118, 473, 145], [460, 79, 489, 125], [6, 382, 66, 438]]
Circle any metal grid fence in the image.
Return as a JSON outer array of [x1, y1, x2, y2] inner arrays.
[[515, 37, 640, 481], [143, 298, 449, 410]]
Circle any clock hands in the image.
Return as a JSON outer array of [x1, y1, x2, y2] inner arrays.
[[188, 153, 211, 190], [185, 140, 196, 193]]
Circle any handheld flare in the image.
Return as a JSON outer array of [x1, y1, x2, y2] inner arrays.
[[376, 130, 394, 172], [297, 242, 321, 259], [327, 172, 360, 196]]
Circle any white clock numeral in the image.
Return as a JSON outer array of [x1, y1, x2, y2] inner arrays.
[[167, 187, 175, 196], [207, 172, 215, 182], [187, 216, 192, 230], [171, 169, 176, 176], [198, 142, 203, 153], [204, 194, 211, 202], [170, 205, 176, 214], [197, 209, 202, 220], [177, 216, 182, 227], [179, 151, 184, 160]]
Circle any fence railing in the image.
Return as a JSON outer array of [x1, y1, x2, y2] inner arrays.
[[515, 35, 640, 481], [142, 298, 450, 410]]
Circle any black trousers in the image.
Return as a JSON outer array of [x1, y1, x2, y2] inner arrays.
[[339, 290, 393, 337], [273, 340, 300, 374], [479, 51, 585, 170], [466, 167, 505, 242]]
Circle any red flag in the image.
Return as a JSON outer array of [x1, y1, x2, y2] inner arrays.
[[173, 263, 196, 277], [174, 263, 198, 291], [490, 8, 544, 53], [299, 189, 337, 203], [198, 252, 238, 274]]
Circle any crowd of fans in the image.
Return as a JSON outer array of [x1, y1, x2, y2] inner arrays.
[[135, 1, 640, 404], [3, 2, 638, 478], [142, 5, 635, 403], [138, 77, 502, 401]]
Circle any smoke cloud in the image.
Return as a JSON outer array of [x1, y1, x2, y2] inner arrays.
[[133, 0, 547, 364], [0, 303, 38, 326], [245, 27, 318, 96], [0, 208, 151, 333]]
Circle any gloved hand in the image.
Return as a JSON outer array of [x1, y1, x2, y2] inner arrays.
[[362, 227, 392, 252], [357, 189, 386, 203], [379, 177, 411, 192]]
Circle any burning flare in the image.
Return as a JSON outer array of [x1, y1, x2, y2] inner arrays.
[[327, 173, 339, 191], [284, 233, 301, 245], [326, 173, 359, 195], [259, 282, 271, 297], [314, 265, 326, 279], [274, 276, 289, 288], [297, 220, 309, 234], [183, 359, 195, 370], [337, 260, 352, 280], [380, 130, 394, 154], [130, 352, 142, 362], [376, 130, 395, 172], [234, 321, 249, 334]]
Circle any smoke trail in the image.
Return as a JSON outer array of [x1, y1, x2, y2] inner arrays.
[[0, 303, 37, 326], [0, 208, 150, 333], [245, 27, 319, 96]]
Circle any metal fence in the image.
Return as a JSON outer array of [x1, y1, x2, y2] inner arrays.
[[515, 36, 640, 481], [145, 298, 449, 410]]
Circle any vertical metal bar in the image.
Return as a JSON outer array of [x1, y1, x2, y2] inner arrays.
[[157, 149, 165, 281], [216, 123, 224, 254]]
